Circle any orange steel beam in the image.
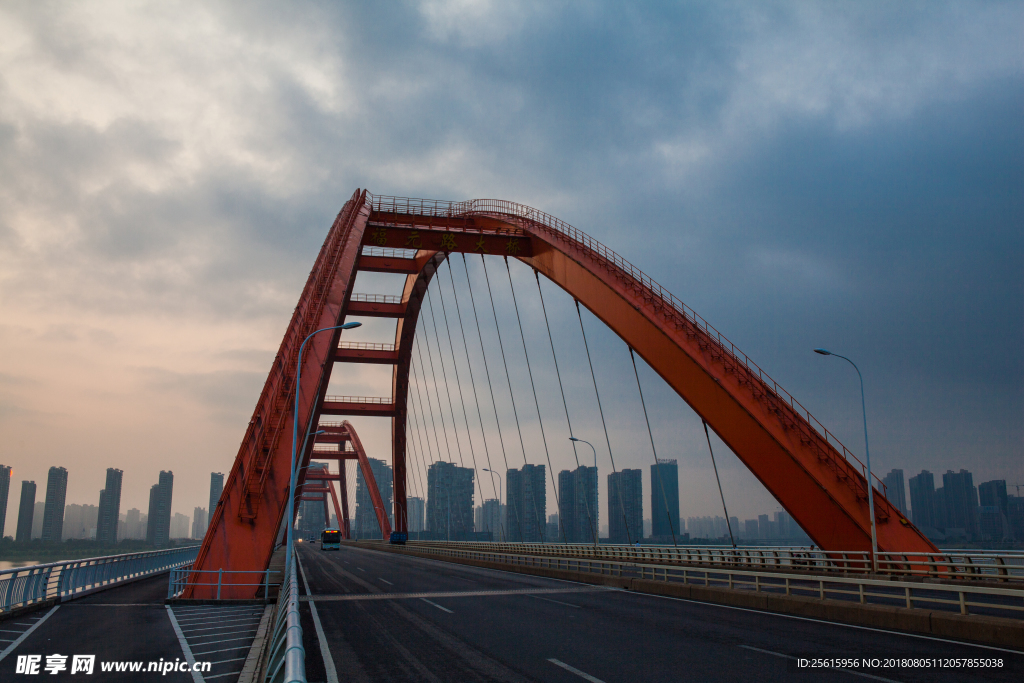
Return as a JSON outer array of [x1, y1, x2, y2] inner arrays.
[[187, 190, 372, 598], [361, 194, 936, 555], [193, 190, 934, 597], [335, 347, 400, 364]]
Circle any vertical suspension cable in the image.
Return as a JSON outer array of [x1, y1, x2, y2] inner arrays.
[[535, 271, 596, 545], [503, 257, 566, 545], [575, 301, 632, 544], [446, 263, 500, 504], [410, 358, 444, 533], [630, 347, 678, 547], [434, 273, 487, 516], [463, 254, 521, 542], [481, 255, 540, 541], [704, 420, 736, 548], [405, 381, 430, 501], [414, 336, 464, 537], [407, 382, 434, 530], [424, 289, 474, 535]]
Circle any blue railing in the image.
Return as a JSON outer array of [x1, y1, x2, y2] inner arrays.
[[0, 545, 199, 613], [263, 545, 305, 683]]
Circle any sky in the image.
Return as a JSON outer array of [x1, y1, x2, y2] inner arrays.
[[0, 1, 1020, 536]]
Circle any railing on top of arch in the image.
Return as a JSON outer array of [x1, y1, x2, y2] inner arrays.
[[365, 192, 888, 497]]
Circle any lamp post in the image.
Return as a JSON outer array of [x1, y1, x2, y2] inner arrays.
[[814, 348, 877, 572], [482, 468, 504, 542], [569, 437, 600, 547], [287, 321, 361, 574]]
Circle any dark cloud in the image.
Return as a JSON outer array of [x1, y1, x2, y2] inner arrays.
[[0, 0, 1019, 519]]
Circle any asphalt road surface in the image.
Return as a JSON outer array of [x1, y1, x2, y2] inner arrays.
[[295, 543, 1023, 683]]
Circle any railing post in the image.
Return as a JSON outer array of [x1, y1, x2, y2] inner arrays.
[[265, 568, 271, 599], [959, 591, 967, 615], [217, 568, 223, 600]]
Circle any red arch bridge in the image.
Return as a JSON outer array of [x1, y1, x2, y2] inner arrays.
[[185, 189, 938, 600]]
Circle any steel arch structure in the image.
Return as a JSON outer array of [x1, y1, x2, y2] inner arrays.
[[187, 189, 935, 598]]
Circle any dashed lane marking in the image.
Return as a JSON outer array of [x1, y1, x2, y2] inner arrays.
[[547, 658, 606, 683]]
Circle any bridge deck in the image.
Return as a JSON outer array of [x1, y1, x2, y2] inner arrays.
[[296, 543, 1023, 682], [0, 573, 267, 681]]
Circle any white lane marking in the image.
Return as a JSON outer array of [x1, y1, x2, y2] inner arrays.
[[166, 606, 205, 683], [0, 606, 59, 663], [420, 598, 453, 614], [357, 567, 366, 572], [297, 552, 339, 683], [182, 635, 256, 648], [202, 672, 240, 680], [181, 627, 258, 638], [191, 645, 255, 656], [547, 658, 606, 683], [738, 645, 902, 683], [527, 595, 580, 608], [378, 578, 393, 585], [179, 616, 263, 629], [207, 655, 249, 665]]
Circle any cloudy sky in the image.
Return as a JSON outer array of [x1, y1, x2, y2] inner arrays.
[[0, 1, 1020, 536]]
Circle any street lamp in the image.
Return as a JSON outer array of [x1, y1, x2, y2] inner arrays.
[[482, 468, 505, 542], [814, 347, 877, 572], [568, 437, 599, 547], [287, 321, 361, 572]]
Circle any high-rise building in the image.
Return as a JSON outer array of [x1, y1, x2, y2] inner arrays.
[[908, 470, 937, 529], [0, 465, 11, 538], [146, 471, 174, 547], [355, 458, 394, 539], [96, 468, 123, 545], [650, 459, 680, 539], [192, 507, 207, 539], [407, 496, 425, 533], [978, 480, 1009, 542], [124, 508, 142, 540], [32, 501, 45, 539], [757, 513, 770, 540], [506, 464, 545, 542], [298, 463, 331, 539], [62, 504, 98, 540], [545, 513, 560, 542], [558, 466, 598, 543], [427, 461, 474, 539], [41, 467, 68, 543], [15, 481, 35, 543], [207, 472, 224, 532], [942, 469, 979, 538], [478, 499, 501, 539], [1008, 495, 1024, 541], [608, 469, 642, 544], [743, 519, 758, 539], [882, 469, 907, 516], [170, 512, 190, 539]]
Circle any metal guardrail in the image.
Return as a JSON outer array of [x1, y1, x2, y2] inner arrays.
[[0, 545, 199, 613], [360, 246, 418, 259], [323, 395, 393, 405], [338, 341, 396, 352], [167, 568, 282, 600], [350, 293, 402, 304], [263, 548, 305, 683], [402, 541, 1024, 582], [385, 543, 1024, 620], [365, 192, 888, 493]]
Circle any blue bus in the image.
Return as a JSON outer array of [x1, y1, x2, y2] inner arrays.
[[320, 528, 341, 550]]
